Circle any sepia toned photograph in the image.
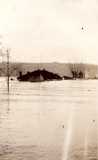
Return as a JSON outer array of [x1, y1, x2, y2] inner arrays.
[[0, 0, 98, 160]]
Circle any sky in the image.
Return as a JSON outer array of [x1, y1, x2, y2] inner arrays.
[[0, 0, 98, 63]]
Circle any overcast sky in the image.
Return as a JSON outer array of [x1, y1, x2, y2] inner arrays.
[[0, 0, 98, 63]]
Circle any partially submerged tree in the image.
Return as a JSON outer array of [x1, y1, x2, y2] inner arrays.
[[70, 63, 85, 79]]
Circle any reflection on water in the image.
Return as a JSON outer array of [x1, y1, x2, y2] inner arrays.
[[0, 77, 98, 160]]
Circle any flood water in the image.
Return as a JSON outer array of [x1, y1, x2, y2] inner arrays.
[[0, 77, 98, 160]]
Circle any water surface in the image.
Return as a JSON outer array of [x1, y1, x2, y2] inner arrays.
[[0, 78, 98, 160]]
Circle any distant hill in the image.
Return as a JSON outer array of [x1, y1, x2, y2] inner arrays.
[[0, 62, 98, 79]]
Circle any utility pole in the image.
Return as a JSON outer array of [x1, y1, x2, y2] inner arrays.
[[6, 49, 10, 93]]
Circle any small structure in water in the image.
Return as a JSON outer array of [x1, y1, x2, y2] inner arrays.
[[17, 69, 62, 82], [10, 78, 14, 81], [63, 75, 73, 80]]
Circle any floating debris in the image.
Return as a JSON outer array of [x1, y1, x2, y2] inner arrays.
[[62, 125, 64, 128]]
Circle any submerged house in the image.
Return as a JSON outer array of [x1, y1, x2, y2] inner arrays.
[[17, 69, 62, 82]]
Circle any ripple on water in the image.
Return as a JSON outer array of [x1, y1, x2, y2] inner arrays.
[[67, 146, 98, 160], [0, 145, 62, 160]]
